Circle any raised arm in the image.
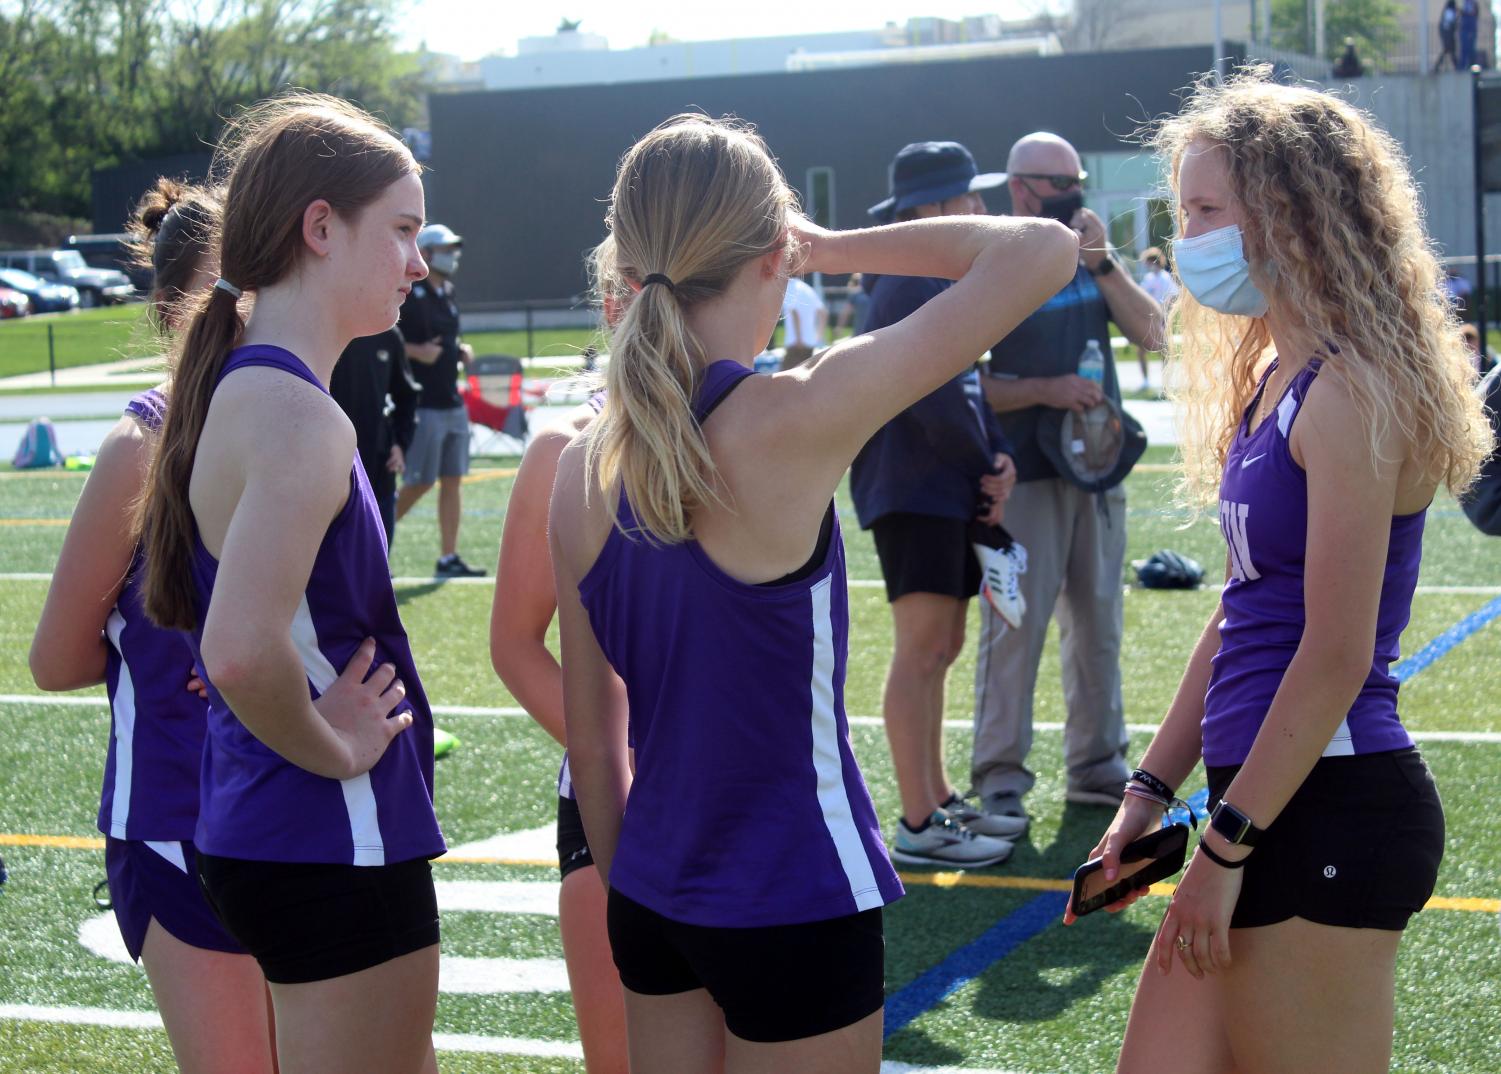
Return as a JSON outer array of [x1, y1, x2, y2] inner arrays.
[[30, 416, 149, 691], [768, 214, 1078, 474], [198, 383, 409, 780]]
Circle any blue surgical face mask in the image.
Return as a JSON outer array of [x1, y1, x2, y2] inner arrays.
[[1172, 224, 1268, 317]]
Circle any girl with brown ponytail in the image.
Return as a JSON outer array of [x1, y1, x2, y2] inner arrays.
[[138, 94, 445, 1074]]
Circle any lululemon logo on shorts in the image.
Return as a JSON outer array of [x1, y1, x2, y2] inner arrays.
[[1323, 865, 1337, 879]]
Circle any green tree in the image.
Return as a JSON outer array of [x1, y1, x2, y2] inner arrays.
[[0, 0, 424, 218], [1269, 0, 1404, 65]]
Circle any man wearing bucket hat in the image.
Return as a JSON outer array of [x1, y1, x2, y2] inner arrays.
[[395, 222, 487, 578], [850, 141, 1024, 869], [971, 132, 1165, 835]]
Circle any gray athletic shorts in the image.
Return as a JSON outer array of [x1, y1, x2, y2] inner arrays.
[[405, 405, 470, 485]]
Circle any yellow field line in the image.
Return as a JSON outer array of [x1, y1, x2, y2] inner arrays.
[[0, 518, 68, 526], [9, 835, 1495, 915]]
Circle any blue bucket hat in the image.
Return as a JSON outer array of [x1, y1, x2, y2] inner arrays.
[[868, 141, 1006, 222]]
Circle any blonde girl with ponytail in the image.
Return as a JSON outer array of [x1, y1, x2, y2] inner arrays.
[[550, 114, 1077, 1072]]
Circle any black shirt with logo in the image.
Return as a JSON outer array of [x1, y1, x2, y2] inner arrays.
[[397, 278, 463, 409]]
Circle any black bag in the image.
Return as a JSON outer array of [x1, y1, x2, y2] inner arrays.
[[1134, 550, 1205, 589], [1036, 398, 1146, 493]]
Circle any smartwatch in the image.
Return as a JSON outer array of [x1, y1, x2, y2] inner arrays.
[[1088, 254, 1117, 277], [1208, 800, 1264, 847]]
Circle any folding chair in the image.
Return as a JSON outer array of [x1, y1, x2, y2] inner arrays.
[[462, 354, 529, 453]]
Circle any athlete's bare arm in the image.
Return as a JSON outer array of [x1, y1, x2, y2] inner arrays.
[[196, 370, 411, 780], [30, 415, 148, 691]]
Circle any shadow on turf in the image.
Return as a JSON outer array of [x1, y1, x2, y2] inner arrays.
[[393, 580, 447, 605], [884, 802, 1156, 1061]]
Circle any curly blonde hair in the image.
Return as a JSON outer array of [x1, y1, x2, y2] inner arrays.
[[1154, 68, 1491, 507]]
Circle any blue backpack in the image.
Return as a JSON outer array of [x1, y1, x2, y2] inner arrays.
[[13, 417, 63, 469]]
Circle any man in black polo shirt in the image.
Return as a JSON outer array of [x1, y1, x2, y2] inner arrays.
[[973, 132, 1165, 833], [394, 223, 486, 577]]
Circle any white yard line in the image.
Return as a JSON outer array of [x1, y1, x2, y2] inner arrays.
[[5, 694, 1501, 742]]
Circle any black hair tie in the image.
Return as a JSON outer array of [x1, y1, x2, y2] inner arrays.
[[642, 273, 676, 293]]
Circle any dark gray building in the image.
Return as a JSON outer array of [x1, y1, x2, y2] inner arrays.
[[425, 44, 1234, 305]]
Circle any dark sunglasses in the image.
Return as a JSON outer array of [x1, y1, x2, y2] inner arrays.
[[1012, 173, 1085, 191]]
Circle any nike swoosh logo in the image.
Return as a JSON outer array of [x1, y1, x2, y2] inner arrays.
[[1241, 453, 1267, 468]]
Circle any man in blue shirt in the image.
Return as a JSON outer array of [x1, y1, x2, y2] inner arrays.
[[973, 132, 1164, 833], [850, 141, 1021, 868]]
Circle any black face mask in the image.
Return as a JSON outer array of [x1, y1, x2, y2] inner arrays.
[[1037, 189, 1084, 225]]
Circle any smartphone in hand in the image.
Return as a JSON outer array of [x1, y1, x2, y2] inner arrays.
[[1070, 823, 1190, 919]]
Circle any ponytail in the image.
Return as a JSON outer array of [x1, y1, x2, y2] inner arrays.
[[588, 280, 721, 543], [588, 114, 794, 545], [140, 285, 242, 629]]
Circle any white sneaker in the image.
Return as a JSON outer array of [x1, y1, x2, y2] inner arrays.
[[891, 810, 1013, 869], [943, 793, 1029, 839], [975, 540, 1027, 629]]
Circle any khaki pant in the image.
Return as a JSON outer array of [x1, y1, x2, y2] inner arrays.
[[971, 478, 1130, 800]]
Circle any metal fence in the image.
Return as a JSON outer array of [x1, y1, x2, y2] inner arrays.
[[0, 313, 161, 385]]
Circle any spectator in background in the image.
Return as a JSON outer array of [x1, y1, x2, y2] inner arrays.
[[1136, 247, 1178, 387], [395, 222, 487, 577], [1445, 266, 1472, 317], [779, 273, 827, 369], [974, 131, 1164, 835], [837, 271, 873, 336], [1461, 323, 1498, 375], [1461, 0, 1480, 68], [330, 328, 419, 548], [852, 140, 1021, 869], [1436, 1, 1460, 71], [1332, 37, 1365, 79], [1462, 364, 1501, 533]]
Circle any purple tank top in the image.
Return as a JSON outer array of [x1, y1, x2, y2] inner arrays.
[[577, 360, 903, 928], [1204, 357, 1421, 766], [98, 389, 206, 841], [188, 345, 446, 865]]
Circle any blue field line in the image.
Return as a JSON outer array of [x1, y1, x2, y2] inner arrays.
[[1392, 594, 1501, 683], [883, 890, 1069, 1040], [1167, 787, 1211, 827]]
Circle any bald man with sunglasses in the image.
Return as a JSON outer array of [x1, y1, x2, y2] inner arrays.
[[971, 132, 1166, 836]]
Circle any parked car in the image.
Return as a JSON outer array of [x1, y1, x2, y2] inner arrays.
[[0, 285, 30, 318], [0, 268, 79, 313], [0, 249, 133, 307], [68, 233, 152, 292]]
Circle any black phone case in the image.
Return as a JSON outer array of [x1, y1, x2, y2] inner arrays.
[[1069, 823, 1190, 918]]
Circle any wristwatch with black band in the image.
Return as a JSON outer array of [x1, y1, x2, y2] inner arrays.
[[1208, 800, 1264, 847], [1088, 253, 1117, 277]]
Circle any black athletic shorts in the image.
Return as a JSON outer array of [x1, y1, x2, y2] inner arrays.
[[1206, 747, 1444, 932], [197, 853, 440, 984], [556, 795, 595, 880], [870, 512, 979, 602], [606, 888, 884, 1043]]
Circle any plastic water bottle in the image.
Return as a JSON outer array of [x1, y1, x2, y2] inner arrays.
[[1078, 339, 1105, 386]]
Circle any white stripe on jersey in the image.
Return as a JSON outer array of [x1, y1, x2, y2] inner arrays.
[[291, 596, 385, 866], [105, 610, 135, 839], [807, 576, 884, 911], [1323, 717, 1357, 757], [144, 840, 188, 873], [1276, 391, 1299, 437]]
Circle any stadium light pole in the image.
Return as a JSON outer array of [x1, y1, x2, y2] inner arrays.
[[1213, 0, 1224, 80]]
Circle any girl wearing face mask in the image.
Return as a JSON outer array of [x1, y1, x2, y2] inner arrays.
[[1065, 70, 1491, 1074]]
